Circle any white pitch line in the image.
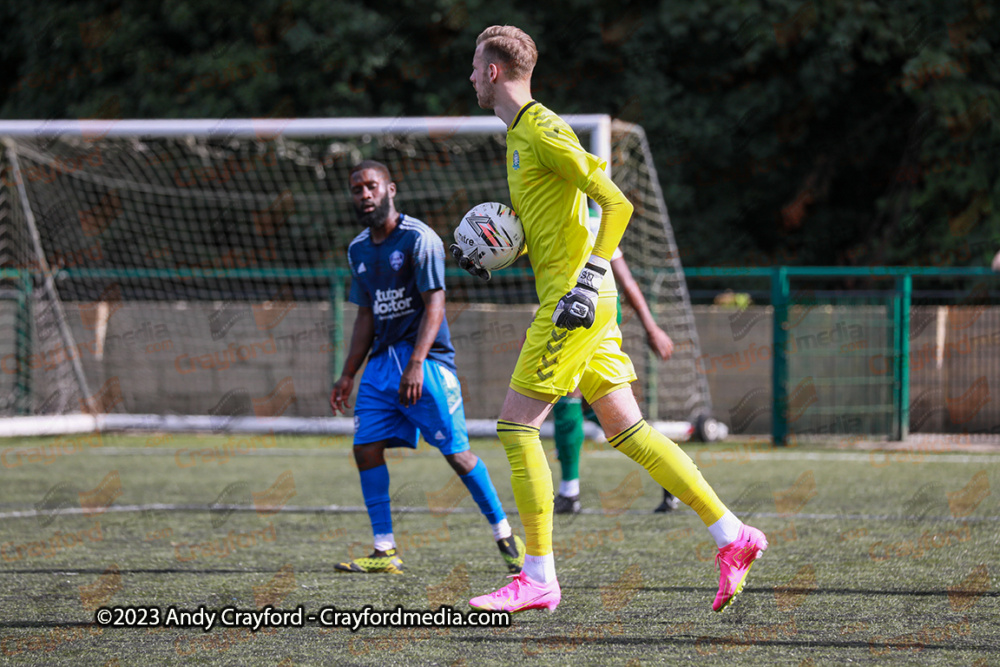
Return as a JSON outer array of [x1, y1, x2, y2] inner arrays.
[[63, 448, 1000, 464], [90, 447, 356, 457], [587, 450, 1000, 464], [748, 451, 1000, 464]]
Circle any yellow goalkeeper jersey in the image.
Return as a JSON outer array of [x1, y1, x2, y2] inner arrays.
[[506, 101, 614, 307]]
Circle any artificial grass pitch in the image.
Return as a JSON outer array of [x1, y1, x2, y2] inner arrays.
[[0, 433, 997, 665]]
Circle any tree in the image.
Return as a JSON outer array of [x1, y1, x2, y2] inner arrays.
[[1, 0, 997, 269]]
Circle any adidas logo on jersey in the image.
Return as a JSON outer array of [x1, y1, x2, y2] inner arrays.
[[357, 262, 366, 273], [434, 431, 445, 441]]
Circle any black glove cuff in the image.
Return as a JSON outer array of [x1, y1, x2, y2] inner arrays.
[[577, 263, 606, 292]]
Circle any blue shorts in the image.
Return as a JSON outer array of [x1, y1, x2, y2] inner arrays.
[[354, 343, 469, 455]]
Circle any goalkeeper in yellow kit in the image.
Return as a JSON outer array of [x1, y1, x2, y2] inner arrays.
[[452, 25, 768, 613]]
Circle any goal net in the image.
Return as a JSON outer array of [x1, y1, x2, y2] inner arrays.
[[0, 117, 712, 436]]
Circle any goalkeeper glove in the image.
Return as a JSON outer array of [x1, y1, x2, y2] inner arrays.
[[552, 255, 610, 329], [450, 244, 491, 281]]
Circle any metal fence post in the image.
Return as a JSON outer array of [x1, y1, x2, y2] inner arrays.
[[892, 275, 911, 440], [14, 270, 33, 415], [772, 266, 789, 446], [646, 346, 658, 421], [331, 272, 345, 389]]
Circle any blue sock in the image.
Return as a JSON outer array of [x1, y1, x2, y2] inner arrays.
[[459, 458, 506, 525], [359, 464, 392, 536]]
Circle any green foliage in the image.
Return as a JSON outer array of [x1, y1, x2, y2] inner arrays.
[[1, 0, 997, 267]]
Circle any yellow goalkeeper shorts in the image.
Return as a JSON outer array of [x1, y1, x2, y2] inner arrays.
[[510, 293, 637, 403]]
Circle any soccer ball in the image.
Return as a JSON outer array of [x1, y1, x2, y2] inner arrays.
[[454, 202, 525, 272]]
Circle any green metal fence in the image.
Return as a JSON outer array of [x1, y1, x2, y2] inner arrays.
[[0, 268, 32, 415], [684, 266, 998, 444]]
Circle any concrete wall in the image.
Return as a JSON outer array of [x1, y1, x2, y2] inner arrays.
[[11, 300, 1000, 434]]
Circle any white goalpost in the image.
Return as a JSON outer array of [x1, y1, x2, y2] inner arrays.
[[0, 117, 714, 441]]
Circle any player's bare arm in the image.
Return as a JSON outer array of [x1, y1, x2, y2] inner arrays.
[[330, 305, 374, 414], [611, 256, 674, 360], [399, 288, 445, 407]]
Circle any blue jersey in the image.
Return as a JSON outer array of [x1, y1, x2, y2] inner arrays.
[[347, 214, 456, 372]]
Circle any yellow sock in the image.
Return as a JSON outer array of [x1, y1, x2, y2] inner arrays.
[[497, 420, 553, 557], [609, 420, 728, 525]]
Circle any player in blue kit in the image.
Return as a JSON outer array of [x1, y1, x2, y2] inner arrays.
[[330, 160, 524, 574]]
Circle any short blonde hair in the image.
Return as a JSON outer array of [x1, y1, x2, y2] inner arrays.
[[476, 25, 537, 81]]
